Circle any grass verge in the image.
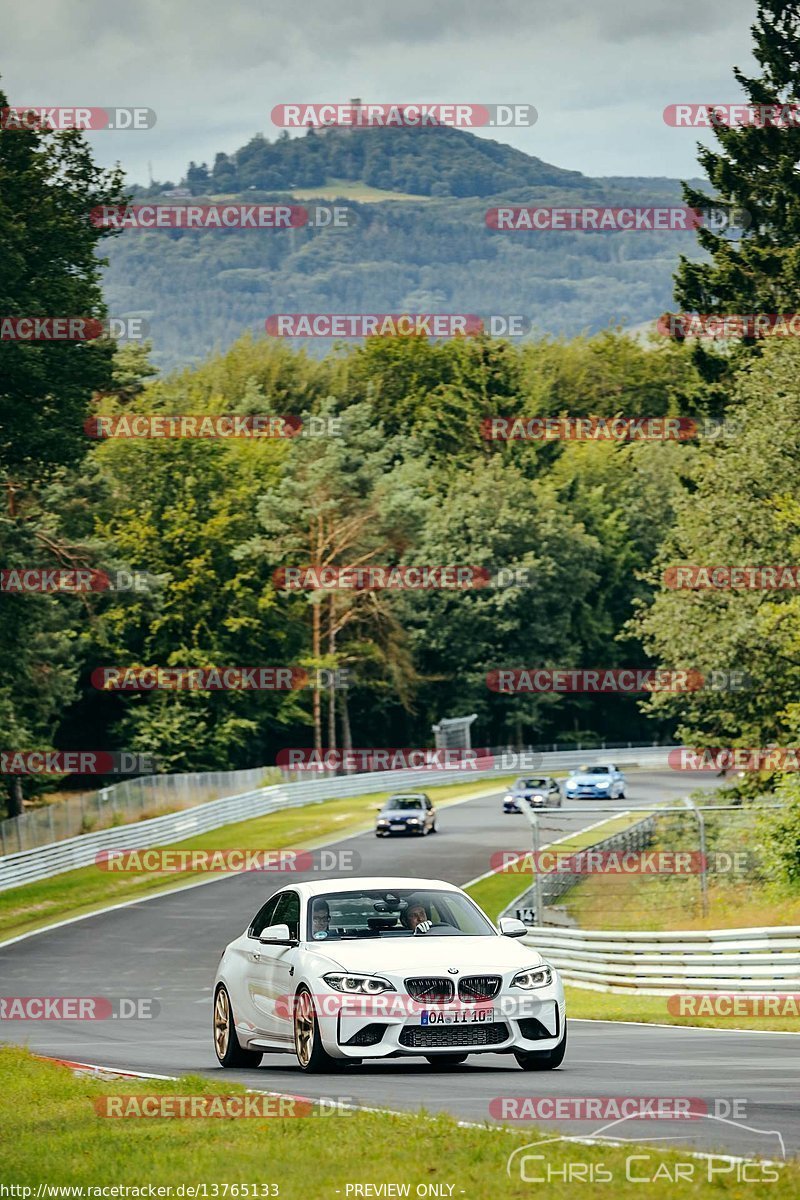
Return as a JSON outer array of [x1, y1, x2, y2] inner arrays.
[[465, 811, 648, 922], [0, 1048, 795, 1195], [565, 986, 800, 1034], [0, 778, 510, 944]]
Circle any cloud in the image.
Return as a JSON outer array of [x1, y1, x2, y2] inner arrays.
[[0, 0, 758, 182]]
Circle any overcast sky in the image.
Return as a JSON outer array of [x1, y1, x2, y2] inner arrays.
[[2, 0, 759, 185]]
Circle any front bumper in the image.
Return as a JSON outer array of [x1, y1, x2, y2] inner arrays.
[[565, 787, 613, 799], [315, 986, 566, 1060], [376, 822, 425, 835]]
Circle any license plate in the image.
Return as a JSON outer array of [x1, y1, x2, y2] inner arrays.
[[390, 823, 404, 830], [420, 1007, 494, 1025]]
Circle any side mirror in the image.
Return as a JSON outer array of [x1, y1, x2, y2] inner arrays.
[[498, 917, 528, 938], [259, 923, 296, 945], [375, 805, 383, 811]]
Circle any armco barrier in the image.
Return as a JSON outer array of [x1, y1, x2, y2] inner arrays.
[[0, 746, 674, 892], [523, 926, 800, 995]]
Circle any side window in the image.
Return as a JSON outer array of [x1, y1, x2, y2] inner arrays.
[[273, 891, 301, 940], [249, 895, 280, 939]]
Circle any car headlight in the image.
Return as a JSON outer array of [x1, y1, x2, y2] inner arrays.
[[511, 966, 553, 989], [596, 779, 611, 788], [407, 818, 421, 824], [504, 794, 514, 802], [323, 973, 394, 994], [377, 818, 388, 824]]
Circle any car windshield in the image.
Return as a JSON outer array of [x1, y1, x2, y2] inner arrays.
[[306, 888, 496, 941], [386, 796, 423, 810], [581, 766, 610, 775], [517, 777, 547, 789]]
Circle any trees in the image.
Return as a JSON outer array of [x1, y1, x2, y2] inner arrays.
[[634, 340, 800, 749], [237, 398, 427, 751], [675, 2, 800, 319], [0, 82, 126, 814]]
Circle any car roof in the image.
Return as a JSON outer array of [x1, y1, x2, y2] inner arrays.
[[387, 792, 428, 799], [288, 877, 460, 899]]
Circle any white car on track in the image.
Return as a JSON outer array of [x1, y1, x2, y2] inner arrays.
[[213, 876, 566, 1073]]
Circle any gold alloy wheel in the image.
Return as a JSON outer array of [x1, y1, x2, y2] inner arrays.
[[214, 988, 230, 1059], [294, 990, 314, 1067]]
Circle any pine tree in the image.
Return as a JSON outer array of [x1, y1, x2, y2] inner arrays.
[[674, 2, 800, 317]]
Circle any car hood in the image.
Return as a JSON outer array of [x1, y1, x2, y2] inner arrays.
[[378, 807, 423, 817], [567, 774, 613, 785], [313, 935, 543, 974], [511, 789, 544, 797]]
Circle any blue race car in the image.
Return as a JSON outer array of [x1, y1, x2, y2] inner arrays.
[[564, 763, 626, 800]]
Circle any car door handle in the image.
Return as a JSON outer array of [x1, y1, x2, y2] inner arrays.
[[251, 952, 261, 961]]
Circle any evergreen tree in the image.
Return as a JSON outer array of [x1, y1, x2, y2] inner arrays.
[[675, 2, 800, 317]]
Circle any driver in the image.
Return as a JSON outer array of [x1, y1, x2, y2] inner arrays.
[[311, 899, 330, 935], [402, 896, 433, 934]]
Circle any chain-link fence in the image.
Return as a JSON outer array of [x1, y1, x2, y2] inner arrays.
[[503, 801, 783, 929]]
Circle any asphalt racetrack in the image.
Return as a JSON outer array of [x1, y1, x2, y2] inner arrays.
[[2, 769, 798, 1160]]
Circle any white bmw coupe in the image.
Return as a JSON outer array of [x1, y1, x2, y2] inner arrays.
[[213, 876, 566, 1072]]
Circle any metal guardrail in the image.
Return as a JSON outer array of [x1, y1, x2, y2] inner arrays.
[[0, 739, 665, 855], [0, 745, 675, 893], [0, 765, 280, 855], [523, 925, 800, 994]]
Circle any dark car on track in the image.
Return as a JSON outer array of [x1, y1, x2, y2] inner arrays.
[[375, 792, 437, 836], [503, 776, 562, 813]]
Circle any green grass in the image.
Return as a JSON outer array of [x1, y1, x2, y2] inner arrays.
[[286, 178, 433, 202], [0, 778, 510, 944], [566, 986, 800, 1033], [465, 812, 647, 921], [1, 1048, 796, 1194]]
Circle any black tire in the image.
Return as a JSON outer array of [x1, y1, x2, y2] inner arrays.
[[425, 1054, 468, 1068], [431, 821, 437, 833], [618, 791, 626, 800], [293, 987, 340, 1073], [514, 1023, 567, 1071], [213, 985, 263, 1068]]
